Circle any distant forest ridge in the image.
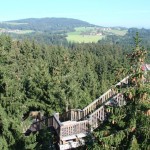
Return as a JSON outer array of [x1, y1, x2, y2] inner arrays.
[[0, 17, 97, 32], [0, 17, 150, 45]]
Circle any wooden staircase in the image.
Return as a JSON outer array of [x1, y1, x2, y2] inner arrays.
[[23, 76, 129, 149]]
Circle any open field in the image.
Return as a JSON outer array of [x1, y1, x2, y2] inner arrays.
[[2, 22, 28, 25], [66, 27, 104, 43], [15, 30, 33, 34], [66, 34, 104, 43], [66, 27, 127, 43], [0, 28, 34, 34], [75, 27, 96, 32], [105, 29, 127, 36]]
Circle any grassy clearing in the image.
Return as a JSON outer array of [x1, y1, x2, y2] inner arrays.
[[75, 27, 96, 32], [67, 27, 104, 43], [3, 22, 28, 25], [15, 30, 34, 34], [105, 29, 127, 36], [0, 28, 34, 34], [66, 34, 104, 43], [66, 27, 127, 43]]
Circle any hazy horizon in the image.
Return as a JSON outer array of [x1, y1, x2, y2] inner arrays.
[[1, 0, 150, 28]]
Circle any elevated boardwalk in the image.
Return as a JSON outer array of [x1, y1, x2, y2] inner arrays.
[[23, 76, 130, 149]]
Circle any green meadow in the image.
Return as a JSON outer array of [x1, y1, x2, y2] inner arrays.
[[67, 27, 104, 43], [0, 28, 34, 34], [66, 34, 104, 43], [3, 22, 28, 25], [66, 27, 127, 43], [14, 30, 34, 34], [105, 29, 127, 36]]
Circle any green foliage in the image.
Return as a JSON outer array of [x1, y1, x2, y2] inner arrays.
[[99, 28, 150, 63], [66, 27, 104, 43], [1, 26, 149, 149], [0, 34, 127, 148], [36, 127, 56, 150], [86, 33, 150, 149], [0, 18, 93, 32]]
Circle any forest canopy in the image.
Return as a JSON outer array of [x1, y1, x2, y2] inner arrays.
[[0, 32, 149, 149]]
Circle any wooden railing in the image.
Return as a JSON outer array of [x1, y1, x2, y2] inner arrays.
[[89, 105, 105, 129], [25, 93, 125, 137], [60, 120, 89, 138], [113, 93, 125, 106], [60, 109, 83, 122], [82, 76, 129, 118], [82, 89, 115, 118], [27, 114, 62, 135], [22, 74, 150, 150], [115, 75, 129, 86], [28, 116, 53, 132], [24, 76, 130, 143], [88, 92, 126, 130], [52, 114, 62, 135], [59, 92, 126, 138]]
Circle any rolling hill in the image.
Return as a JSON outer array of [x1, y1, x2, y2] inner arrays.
[[3, 18, 149, 44], [0, 17, 96, 32]]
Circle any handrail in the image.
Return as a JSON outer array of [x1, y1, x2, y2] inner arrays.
[[60, 109, 83, 122], [27, 114, 62, 133], [23, 76, 130, 142], [28, 116, 52, 131], [21, 72, 150, 150], [82, 89, 115, 118], [52, 114, 62, 135], [113, 93, 125, 106], [89, 105, 105, 129], [88, 92, 127, 129], [116, 75, 129, 86], [60, 120, 89, 138], [82, 76, 129, 118]]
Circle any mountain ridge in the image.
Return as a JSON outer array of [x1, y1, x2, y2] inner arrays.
[[0, 17, 98, 32]]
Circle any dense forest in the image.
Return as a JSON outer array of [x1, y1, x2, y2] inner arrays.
[[87, 33, 150, 149], [0, 34, 129, 149], [0, 18, 95, 32], [99, 28, 150, 63], [0, 26, 150, 149]]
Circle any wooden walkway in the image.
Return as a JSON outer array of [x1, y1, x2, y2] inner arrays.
[[23, 76, 129, 149]]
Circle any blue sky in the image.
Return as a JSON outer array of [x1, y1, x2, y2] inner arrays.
[[0, 0, 150, 28]]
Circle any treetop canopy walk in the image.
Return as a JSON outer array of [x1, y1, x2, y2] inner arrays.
[[23, 76, 130, 150]]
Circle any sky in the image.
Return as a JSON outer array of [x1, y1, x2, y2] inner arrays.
[[0, 0, 150, 28]]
